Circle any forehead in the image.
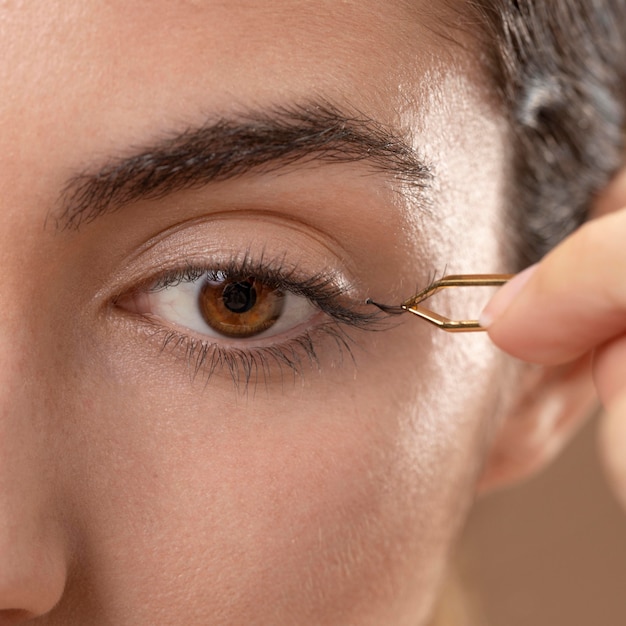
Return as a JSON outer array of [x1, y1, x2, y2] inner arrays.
[[0, 0, 462, 128], [0, 0, 482, 225]]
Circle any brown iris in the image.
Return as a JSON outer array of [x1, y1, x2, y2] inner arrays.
[[198, 275, 285, 338]]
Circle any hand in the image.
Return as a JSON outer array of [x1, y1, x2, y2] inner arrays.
[[480, 208, 626, 509]]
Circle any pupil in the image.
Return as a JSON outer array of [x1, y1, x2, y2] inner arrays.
[[222, 280, 257, 313]]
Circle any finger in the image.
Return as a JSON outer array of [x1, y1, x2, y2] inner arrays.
[[481, 209, 626, 365], [593, 334, 626, 407]]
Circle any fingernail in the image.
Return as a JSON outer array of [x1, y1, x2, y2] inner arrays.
[[479, 263, 538, 328]]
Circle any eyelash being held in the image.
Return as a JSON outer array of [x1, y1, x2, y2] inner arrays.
[[119, 254, 385, 392]]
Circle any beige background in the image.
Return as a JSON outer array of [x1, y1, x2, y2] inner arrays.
[[461, 415, 626, 626]]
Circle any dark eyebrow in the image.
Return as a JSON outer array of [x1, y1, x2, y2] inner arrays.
[[56, 100, 432, 229]]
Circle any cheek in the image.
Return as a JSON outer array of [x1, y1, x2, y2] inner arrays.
[[64, 391, 421, 623], [57, 324, 503, 625]]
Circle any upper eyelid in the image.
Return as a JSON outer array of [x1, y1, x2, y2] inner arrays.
[[99, 214, 362, 300]]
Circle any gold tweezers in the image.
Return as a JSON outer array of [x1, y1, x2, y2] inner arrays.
[[368, 274, 513, 332]]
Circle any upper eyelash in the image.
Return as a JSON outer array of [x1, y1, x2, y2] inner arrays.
[[120, 253, 386, 392], [147, 252, 381, 329]]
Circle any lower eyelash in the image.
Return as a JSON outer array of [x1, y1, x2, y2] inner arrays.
[[147, 319, 360, 392]]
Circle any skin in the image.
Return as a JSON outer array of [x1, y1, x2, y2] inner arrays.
[[0, 1, 540, 624]]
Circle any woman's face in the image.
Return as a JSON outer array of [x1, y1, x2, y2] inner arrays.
[[0, 2, 511, 624]]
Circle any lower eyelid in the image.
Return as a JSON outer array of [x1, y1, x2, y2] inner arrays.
[[113, 309, 360, 391]]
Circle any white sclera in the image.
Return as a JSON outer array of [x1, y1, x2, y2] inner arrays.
[[146, 275, 319, 340]]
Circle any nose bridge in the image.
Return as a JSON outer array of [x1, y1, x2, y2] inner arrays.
[[0, 250, 62, 423], [0, 290, 48, 441], [0, 297, 69, 618]]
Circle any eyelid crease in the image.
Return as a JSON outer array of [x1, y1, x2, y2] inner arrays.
[[100, 214, 364, 308]]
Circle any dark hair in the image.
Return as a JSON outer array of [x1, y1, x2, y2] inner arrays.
[[467, 1, 626, 267]]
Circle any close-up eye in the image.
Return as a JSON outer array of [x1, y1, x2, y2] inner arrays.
[[120, 267, 320, 342], [112, 253, 382, 385]]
